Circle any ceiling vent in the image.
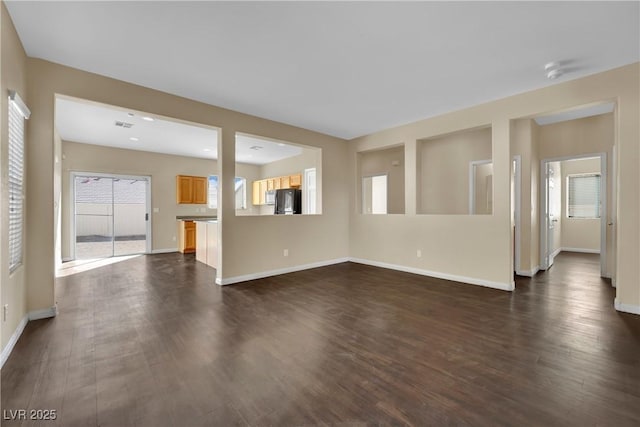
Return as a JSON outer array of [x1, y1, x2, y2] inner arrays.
[[115, 121, 134, 128]]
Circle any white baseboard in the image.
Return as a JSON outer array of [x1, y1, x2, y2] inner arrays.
[[349, 258, 514, 292], [216, 257, 350, 286], [0, 305, 57, 369], [516, 266, 540, 277], [551, 247, 562, 259], [614, 298, 640, 315], [0, 315, 28, 368], [29, 305, 58, 321], [561, 247, 600, 254], [151, 248, 178, 254]]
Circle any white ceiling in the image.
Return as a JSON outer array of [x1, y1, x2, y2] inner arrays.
[[8, 2, 640, 140], [55, 97, 302, 165]]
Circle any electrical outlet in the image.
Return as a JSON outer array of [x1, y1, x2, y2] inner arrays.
[[3, 304, 8, 322], [153, 207, 159, 213], [417, 249, 422, 258], [283, 249, 289, 257], [172, 236, 176, 242]]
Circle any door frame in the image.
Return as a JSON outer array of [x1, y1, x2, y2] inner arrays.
[[539, 153, 607, 276], [512, 155, 522, 276], [303, 167, 317, 214], [70, 171, 152, 260], [361, 173, 388, 215], [468, 159, 493, 214]]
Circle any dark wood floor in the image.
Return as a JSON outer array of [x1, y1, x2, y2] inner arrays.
[[2, 252, 639, 426]]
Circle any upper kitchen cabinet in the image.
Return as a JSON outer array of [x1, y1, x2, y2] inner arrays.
[[289, 173, 302, 188], [176, 175, 208, 204]]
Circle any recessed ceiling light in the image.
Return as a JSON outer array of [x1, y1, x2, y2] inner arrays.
[[142, 116, 155, 122], [203, 148, 211, 152], [278, 143, 285, 147], [249, 145, 263, 150], [127, 112, 134, 117], [129, 137, 139, 141]]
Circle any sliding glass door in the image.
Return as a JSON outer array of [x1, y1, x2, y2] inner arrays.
[[73, 173, 150, 259]]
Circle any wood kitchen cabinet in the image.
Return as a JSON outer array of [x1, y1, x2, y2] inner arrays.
[[252, 179, 268, 206], [289, 173, 302, 188], [179, 220, 196, 253], [176, 175, 207, 204], [252, 181, 261, 205], [259, 180, 267, 204], [192, 177, 207, 204], [251, 173, 304, 206]]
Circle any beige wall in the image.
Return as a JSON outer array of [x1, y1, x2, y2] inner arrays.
[[418, 127, 492, 214], [27, 58, 349, 307], [561, 157, 601, 252], [1, 2, 28, 353], [538, 113, 614, 275], [511, 118, 541, 274], [358, 145, 405, 214], [530, 122, 540, 273], [349, 64, 639, 303]]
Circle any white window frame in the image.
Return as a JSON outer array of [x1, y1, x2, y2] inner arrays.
[[235, 177, 247, 210], [8, 91, 30, 273], [208, 175, 247, 210], [208, 175, 218, 209], [304, 168, 317, 214]]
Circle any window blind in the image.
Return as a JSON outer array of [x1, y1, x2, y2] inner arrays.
[[8, 98, 26, 271], [568, 174, 601, 219]]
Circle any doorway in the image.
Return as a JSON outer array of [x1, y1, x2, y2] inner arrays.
[[362, 174, 388, 214], [72, 172, 151, 259], [540, 154, 606, 276]]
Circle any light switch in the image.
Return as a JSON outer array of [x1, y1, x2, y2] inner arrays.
[[153, 208, 159, 213]]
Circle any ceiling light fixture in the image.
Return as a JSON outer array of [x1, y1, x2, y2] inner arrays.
[[249, 145, 263, 150], [129, 137, 139, 141], [544, 61, 564, 80], [127, 112, 134, 117], [203, 148, 211, 152], [278, 143, 285, 147], [142, 116, 155, 122]]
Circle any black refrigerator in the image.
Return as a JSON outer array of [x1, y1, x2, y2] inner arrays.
[[274, 188, 302, 214]]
